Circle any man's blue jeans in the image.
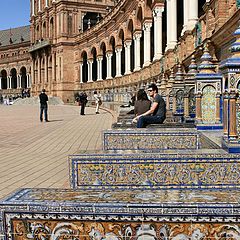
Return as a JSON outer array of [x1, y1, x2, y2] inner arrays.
[[137, 115, 165, 128], [40, 104, 48, 121]]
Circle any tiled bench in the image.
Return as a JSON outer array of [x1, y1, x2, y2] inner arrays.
[[1, 188, 240, 240], [69, 153, 240, 190], [103, 128, 200, 151]]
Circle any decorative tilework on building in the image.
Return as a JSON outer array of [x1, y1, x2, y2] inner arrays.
[[202, 85, 216, 123]]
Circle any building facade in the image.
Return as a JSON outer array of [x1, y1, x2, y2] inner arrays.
[[0, 0, 240, 107]]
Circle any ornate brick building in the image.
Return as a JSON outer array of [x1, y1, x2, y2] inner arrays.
[[0, 0, 240, 106]]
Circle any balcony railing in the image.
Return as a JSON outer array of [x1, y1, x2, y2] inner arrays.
[[29, 39, 51, 52]]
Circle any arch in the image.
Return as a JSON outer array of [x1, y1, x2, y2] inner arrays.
[[49, 17, 54, 39], [48, 56, 52, 83], [36, 25, 39, 41], [81, 51, 88, 83], [176, 89, 184, 113], [100, 42, 107, 80], [90, 46, 98, 58], [91, 47, 97, 81], [224, 77, 229, 90], [83, 12, 102, 31], [10, 68, 17, 89], [116, 28, 125, 46], [1, 69, 7, 89], [127, 18, 134, 38], [236, 77, 240, 90], [144, 0, 153, 19], [42, 21, 46, 39], [135, 5, 143, 30], [189, 87, 196, 117], [20, 66, 27, 89], [109, 36, 116, 78], [127, 19, 135, 72], [202, 85, 216, 123], [118, 29, 125, 75]]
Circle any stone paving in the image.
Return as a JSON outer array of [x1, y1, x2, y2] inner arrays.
[[0, 104, 114, 200]]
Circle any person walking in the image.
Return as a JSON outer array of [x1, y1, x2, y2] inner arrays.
[[79, 92, 88, 115], [93, 90, 102, 114], [132, 83, 166, 128], [39, 89, 49, 122]]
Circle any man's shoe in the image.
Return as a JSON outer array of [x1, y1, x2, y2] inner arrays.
[[96, 112, 99, 114], [45, 120, 50, 122], [40, 119, 43, 122]]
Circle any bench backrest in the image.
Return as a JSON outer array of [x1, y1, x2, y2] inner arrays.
[[103, 128, 200, 151], [69, 153, 240, 190]]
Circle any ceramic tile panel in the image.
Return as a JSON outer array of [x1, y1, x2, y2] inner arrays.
[[4, 215, 240, 240], [103, 129, 200, 151], [1, 188, 240, 239], [69, 153, 240, 189], [202, 85, 216, 124]]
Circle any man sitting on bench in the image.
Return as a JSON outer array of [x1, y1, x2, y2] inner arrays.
[[133, 83, 166, 128]]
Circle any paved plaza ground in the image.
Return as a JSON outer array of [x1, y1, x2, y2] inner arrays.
[[0, 104, 114, 200]]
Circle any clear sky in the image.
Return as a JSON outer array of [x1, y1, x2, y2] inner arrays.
[[0, 0, 30, 30]]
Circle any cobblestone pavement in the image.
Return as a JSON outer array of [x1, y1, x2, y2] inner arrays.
[[0, 104, 114, 200]]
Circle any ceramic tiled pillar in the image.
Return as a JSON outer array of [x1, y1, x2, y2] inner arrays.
[[184, 93, 190, 118], [215, 93, 221, 123], [223, 91, 229, 137], [195, 93, 202, 123], [229, 91, 238, 138]]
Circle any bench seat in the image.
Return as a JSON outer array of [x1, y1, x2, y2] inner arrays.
[[1, 188, 240, 239]]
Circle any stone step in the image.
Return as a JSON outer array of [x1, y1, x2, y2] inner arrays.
[[1, 188, 240, 239], [69, 153, 240, 190]]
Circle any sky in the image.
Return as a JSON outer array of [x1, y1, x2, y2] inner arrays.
[[0, 0, 30, 30]]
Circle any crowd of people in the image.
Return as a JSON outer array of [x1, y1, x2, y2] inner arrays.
[[0, 88, 31, 105]]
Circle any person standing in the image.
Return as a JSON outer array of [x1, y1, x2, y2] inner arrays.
[[93, 90, 101, 114], [39, 89, 49, 122], [79, 91, 88, 115], [132, 83, 166, 128]]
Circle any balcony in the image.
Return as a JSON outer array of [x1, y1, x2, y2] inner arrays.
[[29, 39, 51, 53]]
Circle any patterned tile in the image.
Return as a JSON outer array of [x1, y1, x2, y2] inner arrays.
[[69, 153, 240, 190], [103, 129, 200, 151], [1, 188, 240, 239]]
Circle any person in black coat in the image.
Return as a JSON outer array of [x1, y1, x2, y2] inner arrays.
[[39, 89, 49, 122], [79, 92, 88, 115]]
